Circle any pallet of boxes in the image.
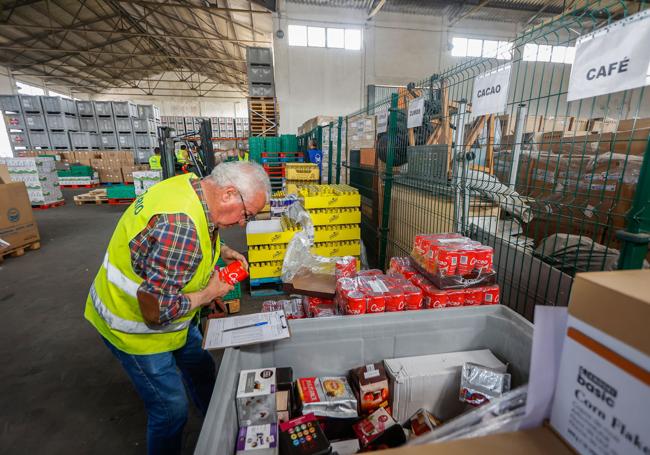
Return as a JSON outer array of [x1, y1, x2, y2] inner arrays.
[[0, 155, 64, 209], [494, 115, 650, 261], [246, 184, 362, 297], [0, 163, 41, 264]]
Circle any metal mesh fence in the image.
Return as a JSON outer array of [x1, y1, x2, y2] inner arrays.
[[302, 1, 650, 321]]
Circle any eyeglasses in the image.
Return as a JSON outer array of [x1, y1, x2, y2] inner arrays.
[[236, 190, 255, 223]]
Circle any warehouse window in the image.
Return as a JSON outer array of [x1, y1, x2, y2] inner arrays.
[[16, 81, 44, 96], [288, 24, 362, 50], [522, 43, 575, 63], [451, 37, 512, 60], [327, 28, 345, 48], [307, 27, 326, 47], [288, 25, 307, 46]]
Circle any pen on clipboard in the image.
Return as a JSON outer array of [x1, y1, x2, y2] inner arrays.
[[222, 321, 268, 333]]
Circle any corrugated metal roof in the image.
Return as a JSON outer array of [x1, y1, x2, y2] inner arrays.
[[287, 0, 566, 22]]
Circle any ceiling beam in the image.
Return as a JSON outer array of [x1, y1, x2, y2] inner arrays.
[[116, 0, 271, 15], [0, 46, 246, 61], [0, 23, 270, 43], [448, 0, 490, 26], [367, 0, 387, 20]]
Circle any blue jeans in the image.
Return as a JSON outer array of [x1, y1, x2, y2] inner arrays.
[[102, 325, 216, 455]]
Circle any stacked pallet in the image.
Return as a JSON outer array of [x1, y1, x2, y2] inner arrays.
[[250, 135, 302, 192], [248, 97, 278, 137]]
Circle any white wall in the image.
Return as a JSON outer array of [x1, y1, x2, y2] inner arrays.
[[273, 3, 520, 133]]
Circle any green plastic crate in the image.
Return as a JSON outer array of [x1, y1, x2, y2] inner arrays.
[[265, 137, 282, 153], [281, 134, 298, 153], [106, 184, 136, 199], [70, 165, 94, 177], [249, 137, 265, 162], [57, 170, 72, 177]]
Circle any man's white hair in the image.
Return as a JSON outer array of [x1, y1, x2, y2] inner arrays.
[[209, 161, 271, 204]]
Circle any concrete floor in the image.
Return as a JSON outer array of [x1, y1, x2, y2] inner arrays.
[[0, 189, 265, 454]]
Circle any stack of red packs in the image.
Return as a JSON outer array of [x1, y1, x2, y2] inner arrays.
[[411, 233, 494, 277], [335, 272, 424, 315]]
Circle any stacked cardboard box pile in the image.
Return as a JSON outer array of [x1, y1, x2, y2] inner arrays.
[[0, 156, 63, 206], [58, 150, 147, 184]]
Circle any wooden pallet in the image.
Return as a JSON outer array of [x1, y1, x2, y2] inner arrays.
[[60, 183, 99, 189], [248, 97, 279, 137], [0, 241, 41, 264], [74, 189, 108, 205], [32, 200, 65, 210]]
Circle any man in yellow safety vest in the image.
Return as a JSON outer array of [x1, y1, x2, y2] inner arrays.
[[237, 149, 249, 161], [84, 161, 270, 455], [149, 147, 162, 170], [176, 144, 189, 165]]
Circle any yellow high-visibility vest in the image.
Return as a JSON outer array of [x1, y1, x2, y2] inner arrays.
[[149, 154, 162, 170], [84, 174, 220, 355], [176, 148, 188, 164], [238, 152, 249, 162]]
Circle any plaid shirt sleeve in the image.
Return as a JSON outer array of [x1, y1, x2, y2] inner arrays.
[[130, 213, 204, 325]]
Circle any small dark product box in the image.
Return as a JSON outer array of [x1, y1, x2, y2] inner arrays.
[[349, 363, 390, 416], [279, 413, 332, 455]]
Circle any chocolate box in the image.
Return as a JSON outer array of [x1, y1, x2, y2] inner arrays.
[[349, 363, 390, 416]]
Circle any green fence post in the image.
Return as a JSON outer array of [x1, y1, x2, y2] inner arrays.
[[327, 122, 334, 184], [617, 137, 650, 269], [378, 93, 399, 268], [336, 116, 343, 184]]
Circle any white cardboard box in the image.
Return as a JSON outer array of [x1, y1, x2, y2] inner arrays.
[[384, 349, 506, 422], [550, 270, 650, 455], [236, 368, 278, 426]]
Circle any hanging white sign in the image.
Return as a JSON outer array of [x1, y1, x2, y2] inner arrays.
[[471, 65, 512, 117], [567, 10, 650, 102], [376, 110, 389, 134], [407, 97, 425, 129]]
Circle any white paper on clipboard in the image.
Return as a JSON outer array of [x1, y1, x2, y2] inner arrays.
[[202, 310, 290, 350]]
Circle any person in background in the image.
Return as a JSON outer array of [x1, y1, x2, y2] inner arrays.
[[306, 139, 323, 181], [84, 161, 271, 455], [149, 147, 162, 170], [176, 144, 189, 167], [237, 148, 249, 161]]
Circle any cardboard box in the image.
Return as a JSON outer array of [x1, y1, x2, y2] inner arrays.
[[0, 164, 10, 184], [382, 427, 573, 454], [360, 148, 376, 167], [97, 168, 123, 183], [0, 182, 40, 252], [121, 166, 135, 183], [236, 368, 278, 426], [550, 270, 650, 455], [384, 349, 506, 422]]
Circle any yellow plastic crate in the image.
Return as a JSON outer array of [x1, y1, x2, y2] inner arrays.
[[248, 245, 287, 263], [308, 209, 361, 226], [313, 225, 361, 242], [311, 241, 361, 257], [285, 163, 319, 181], [249, 261, 283, 279], [301, 193, 361, 209], [246, 230, 296, 246]]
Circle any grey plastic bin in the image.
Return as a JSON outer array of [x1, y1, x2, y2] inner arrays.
[[114, 117, 133, 132], [80, 117, 98, 132], [20, 95, 42, 112], [0, 95, 22, 113], [46, 113, 80, 131], [97, 117, 116, 132], [49, 131, 70, 149], [195, 305, 533, 455], [76, 100, 95, 116], [94, 101, 113, 117], [41, 96, 76, 114], [25, 113, 46, 130]]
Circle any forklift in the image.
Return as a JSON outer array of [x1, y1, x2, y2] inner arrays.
[[157, 119, 216, 180]]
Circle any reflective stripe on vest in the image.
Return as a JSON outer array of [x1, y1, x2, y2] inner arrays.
[[103, 253, 139, 297], [89, 283, 190, 334]]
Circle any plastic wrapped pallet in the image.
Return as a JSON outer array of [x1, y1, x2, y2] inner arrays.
[[0, 157, 63, 205], [133, 170, 162, 196]]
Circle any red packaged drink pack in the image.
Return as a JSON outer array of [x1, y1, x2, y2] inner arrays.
[[447, 289, 465, 307], [345, 291, 366, 315], [464, 288, 484, 306], [435, 247, 459, 276], [455, 248, 475, 276], [218, 260, 249, 285], [473, 246, 494, 273], [385, 290, 405, 312], [357, 269, 383, 277], [366, 292, 386, 313], [403, 286, 423, 311], [423, 284, 448, 309], [336, 256, 357, 278], [483, 284, 500, 305]]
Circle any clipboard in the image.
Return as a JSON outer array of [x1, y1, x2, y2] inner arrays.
[[202, 310, 290, 350]]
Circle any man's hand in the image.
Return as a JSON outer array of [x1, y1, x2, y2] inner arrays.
[[187, 272, 233, 311], [220, 244, 249, 270]]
